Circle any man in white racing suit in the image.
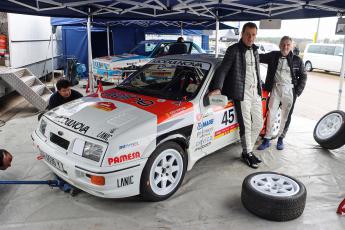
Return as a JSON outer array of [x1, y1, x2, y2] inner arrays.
[[258, 36, 307, 150], [209, 22, 263, 168]]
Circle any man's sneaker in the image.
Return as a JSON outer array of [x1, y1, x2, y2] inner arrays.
[[277, 137, 284, 150], [242, 152, 259, 169], [257, 138, 270, 150], [252, 152, 262, 163]]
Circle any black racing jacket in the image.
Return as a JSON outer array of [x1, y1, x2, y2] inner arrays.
[[260, 51, 307, 96], [209, 40, 262, 101]]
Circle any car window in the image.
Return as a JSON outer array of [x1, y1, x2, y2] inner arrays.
[[307, 45, 321, 54], [320, 46, 335, 55], [334, 46, 343, 56], [129, 42, 158, 56], [118, 60, 211, 100], [191, 45, 201, 54]]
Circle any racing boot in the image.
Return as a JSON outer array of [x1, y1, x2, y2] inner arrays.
[[242, 152, 260, 169], [277, 137, 284, 150], [257, 138, 270, 150]]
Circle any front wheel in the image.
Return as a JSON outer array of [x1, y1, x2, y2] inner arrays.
[[140, 141, 187, 201], [313, 110, 345, 149]]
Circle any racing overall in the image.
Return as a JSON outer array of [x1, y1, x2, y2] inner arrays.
[[234, 48, 263, 153], [264, 57, 294, 139]]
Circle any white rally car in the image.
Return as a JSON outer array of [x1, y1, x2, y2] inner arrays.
[[93, 40, 205, 84], [32, 54, 271, 201]]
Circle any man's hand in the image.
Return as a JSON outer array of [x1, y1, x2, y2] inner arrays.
[[0, 151, 13, 170], [208, 89, 221, 96]]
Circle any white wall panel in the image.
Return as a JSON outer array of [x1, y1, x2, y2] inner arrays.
[[8, 13, 61, 68]]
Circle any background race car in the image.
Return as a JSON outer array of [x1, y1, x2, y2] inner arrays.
[[93, 40, 205, 84]]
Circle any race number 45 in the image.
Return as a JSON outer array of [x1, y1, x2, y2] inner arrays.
[[222, 109, 235, 126]]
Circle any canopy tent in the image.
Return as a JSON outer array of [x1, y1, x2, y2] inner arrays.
[[52, 18, 236, 58], [0, 0, 344, 106], [0, 0, 344, 21]]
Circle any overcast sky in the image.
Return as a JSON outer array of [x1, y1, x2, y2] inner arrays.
[[225, 16, 343, 41]]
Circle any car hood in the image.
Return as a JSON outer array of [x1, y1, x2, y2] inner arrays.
[[44, 96, 156, 141], [44, 89, 193, 142]]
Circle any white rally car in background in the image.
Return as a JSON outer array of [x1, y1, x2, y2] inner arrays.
[[93, 40, 205, 84], [32, 54, 271, 201]]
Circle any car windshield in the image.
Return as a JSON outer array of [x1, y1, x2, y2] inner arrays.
[[116, 59, 211, 101], [129, 41, 159, 56]]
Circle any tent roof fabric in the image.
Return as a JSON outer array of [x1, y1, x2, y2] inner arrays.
[[0, 0, 344, 21]]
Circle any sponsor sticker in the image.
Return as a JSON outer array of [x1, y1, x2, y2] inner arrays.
[[197, 119, 214, 130], [93, 102, 117, 111], [119, 141, 139, 150], [117, 175, 134, 188], [214, 123, 239, 139], [108, 152, 141, 166], [54, 115, 90, 134]]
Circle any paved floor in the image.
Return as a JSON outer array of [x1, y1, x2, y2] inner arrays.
[[0, 72, 345, 229], [1, 112, 345, 229]]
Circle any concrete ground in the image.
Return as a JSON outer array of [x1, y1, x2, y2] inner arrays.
[[0, 72, 345, 229]]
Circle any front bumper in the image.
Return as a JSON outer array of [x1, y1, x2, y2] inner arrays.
[[32, 130, 147, 198]]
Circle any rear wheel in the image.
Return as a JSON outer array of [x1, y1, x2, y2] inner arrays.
[[313, 110, 345, 149], [305, 61, 313, 72], [140, 141, 187, 201]]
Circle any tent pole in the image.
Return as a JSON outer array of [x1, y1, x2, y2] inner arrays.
[[180, 21, 183, 37], [215, 17, 219, 58], [107, 24, 110, 56], [51, 28, 55, 90], [337, 36, 345, 110], [87, 12, 94, 93]]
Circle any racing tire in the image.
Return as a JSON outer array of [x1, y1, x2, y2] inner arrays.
[[305, 61, 313, 72], [241, 172, 307, 222], [140, 141, 187, 201], [313, 110, 345, 149]]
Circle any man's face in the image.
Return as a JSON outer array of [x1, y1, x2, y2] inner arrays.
[[241, 27, 257, 47], [280, 39, 292, 56], [58, 87, 71, 99], [1, 151, 12, 170]]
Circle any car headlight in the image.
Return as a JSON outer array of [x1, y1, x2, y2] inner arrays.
[[39, 119, 47, 137], [82, 141, 104, 162]]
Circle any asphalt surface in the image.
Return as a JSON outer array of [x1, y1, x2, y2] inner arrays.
[[294, 70, 345, 120]]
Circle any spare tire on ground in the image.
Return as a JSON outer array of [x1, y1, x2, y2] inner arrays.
[[313, 110, 345, 149], [241, 172, 307, 221]]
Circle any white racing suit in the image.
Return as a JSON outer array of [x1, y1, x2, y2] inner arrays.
[[264, 57, 294, 139], [234, 49, 263, 153]]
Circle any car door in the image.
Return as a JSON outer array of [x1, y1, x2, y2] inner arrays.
[[197, 98, 239, 155]]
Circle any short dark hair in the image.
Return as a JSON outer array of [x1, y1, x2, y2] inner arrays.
[[177, 37, 184, 43], [56, 78, 71, 91], [241, 22, 258, 34]]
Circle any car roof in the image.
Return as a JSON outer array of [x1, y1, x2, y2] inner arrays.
[[139, 40, 195, 44], [154, 54, 221, 66]]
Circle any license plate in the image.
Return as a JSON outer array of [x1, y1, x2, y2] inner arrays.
[[41, 152, 67, 174]]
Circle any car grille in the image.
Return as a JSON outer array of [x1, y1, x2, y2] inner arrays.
[[50, 133, 70, 150]]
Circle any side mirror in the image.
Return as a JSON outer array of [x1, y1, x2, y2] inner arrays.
[[208, 95, 228, 107]]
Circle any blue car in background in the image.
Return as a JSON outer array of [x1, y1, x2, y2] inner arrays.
[[93, 40, 205, 84]]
